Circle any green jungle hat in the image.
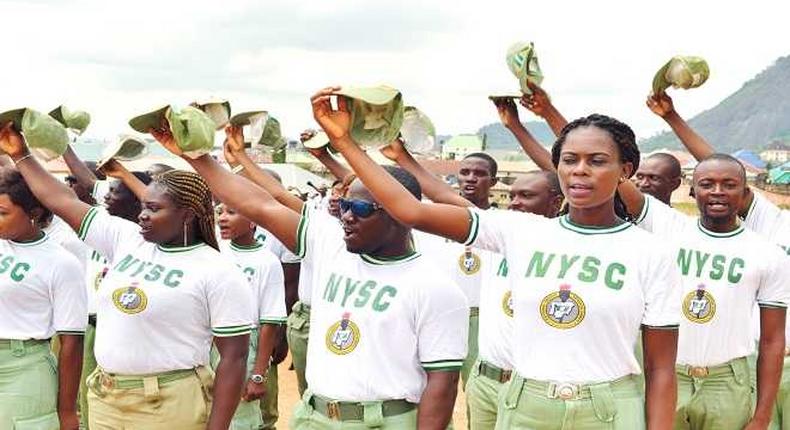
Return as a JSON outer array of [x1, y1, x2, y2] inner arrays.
[[229, 111, 285, 149], [652, 55, 710, 94], [129, 105, 170, 133], [192, 98, 231, 130], [49, 105, 91, 135], [0, 108, 68, 161], [335, 85, 404, 147], [96, 134, 148, 169], [400, 106, 436, 155], [506, 41, 544, 94], [165, 106, 216, 158]]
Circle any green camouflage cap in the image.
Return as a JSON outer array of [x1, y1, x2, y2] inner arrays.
[[96, 134, 148, 169], [400, 106, 436, 155], [302, 130, 330, 150], [229, 111, 284, 149], [0, 108, 68, 161], [652, 56, 710, 95], [49, 105, 91, 135], [165, 106, 216, 158], [335, 85, 404, 147], [506, 41, 544, 94], [191, 98, 231, 130], [128, 105, 170, 133]]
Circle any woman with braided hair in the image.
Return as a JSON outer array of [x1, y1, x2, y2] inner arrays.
[[312, 85, 682, 430], [0, 122, 255, 430]]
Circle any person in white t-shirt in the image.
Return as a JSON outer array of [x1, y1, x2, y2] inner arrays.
[[314, 92, 681, 429], [0, 167, 86, 429], [1, 125, 255, 430], [155, 123, 469, 429], [217, 203, 287, 430]]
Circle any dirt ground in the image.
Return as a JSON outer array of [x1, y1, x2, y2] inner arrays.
[[275, 354, 469, 428]]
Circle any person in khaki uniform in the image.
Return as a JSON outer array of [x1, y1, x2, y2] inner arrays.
[[1, 110, 254, 430]]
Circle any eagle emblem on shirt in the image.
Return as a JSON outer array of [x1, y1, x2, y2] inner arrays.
[[111, 283, 148, 314], [325, 312, 360, 355], [502, 290, 514, 318], [682, 284, 716, 324], [539, 284, 586, 329], [458, 247, 481, 275]]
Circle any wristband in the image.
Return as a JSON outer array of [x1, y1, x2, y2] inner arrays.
[[231, 164, 245, 174], [14, 153, 34, 165]]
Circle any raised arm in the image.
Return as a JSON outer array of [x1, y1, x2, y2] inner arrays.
[[99, 159, 147, 201], [151, 128, 301, 252], [305, 144, 352, 182], [311, 87, 471, 243], [493, 97, 554, 171], [646, 93, 714, 160], [224, 127, 304, 214], [522, 81, 569, 137], [379, 138, 471, 207], [617, 180, 647, 219], [62, 144, 98, 193], [0, 123, 90, 231]]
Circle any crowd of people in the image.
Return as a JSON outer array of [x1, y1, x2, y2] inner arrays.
[[0, 81, 788, 430]]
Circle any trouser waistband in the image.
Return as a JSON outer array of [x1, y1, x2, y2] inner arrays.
[[469, 307, 479, 317], [307, 392, 415, 421], [479, 360, 512, 383], [677, 356, 748, 379], [513, 373, 639, 401], [90, 366, 214, 402]]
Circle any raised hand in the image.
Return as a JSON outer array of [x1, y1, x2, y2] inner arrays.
[[492, 98, 522, 130], [0, 122, 28, 159], [520, 81, 553, 118], [98, 159, 126, 179], [310, 86, 351, 145], [149, 118, 182, 156], [646, 92, 675, 118], [379, 137, 408, 161]]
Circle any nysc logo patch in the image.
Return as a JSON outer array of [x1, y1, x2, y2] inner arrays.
[[539, 284, 585, 329], [458, 247, 481, 275], [502, 290, 514, 318], [112, 283, 148, 314], [326, 312, 360, 355], [683, 284, 716, 324]]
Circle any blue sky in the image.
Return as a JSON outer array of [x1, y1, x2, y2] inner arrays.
[[1, 0, 788, 142]]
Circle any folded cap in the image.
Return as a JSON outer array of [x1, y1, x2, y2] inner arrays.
[[302, 130, 330, 150], [49, 105, 91, 135], [165, 106, 216, 159], [0, 108, 68, 161], [229, 111, 285, 149], [487, 94, 522, 101], [652, 56, 710, 95], [506, 41, 544, 94], [129, 105, 170, 134], [192, 98, 231, 130], [96, 134, 148, 169], [334, 85, 404, 147], [400, 106, 436, 155]]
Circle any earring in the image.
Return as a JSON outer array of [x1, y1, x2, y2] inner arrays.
[[618, 177, 625, 184], [183, 223, 188, 247]]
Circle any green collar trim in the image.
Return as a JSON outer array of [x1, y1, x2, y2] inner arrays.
[[11, 231, 48, 246], [696, 220, 744, 238], [559, 215, 632, 235], [230, 241, 264, 252], [157, 242, 207, 253], [360, 250, 421, 265]]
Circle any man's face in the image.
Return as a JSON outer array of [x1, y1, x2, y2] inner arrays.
[[508, 174, 562, 218], [458, 157, 495, 206], [633, 157, 680, 204], [692, 160, 747, 223], [340, 180, 400, 254]]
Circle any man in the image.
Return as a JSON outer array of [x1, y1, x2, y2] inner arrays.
[[633, 153, 683, 205]]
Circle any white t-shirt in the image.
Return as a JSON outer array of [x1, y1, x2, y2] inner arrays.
[[221, 241, 287, 325], [78, 207, 255, 374], [254, 226, 300, 264], [476, 255, 514, 370], [743, 191, 789, 256], [636, 195, 790, 366], [43, 215, 88, 271], [92, 180, 111, 204], [0, 234, 86, 339], [296, 209, 468, 403], [466, 208, 681, 384], [294, 205, 342, 306]]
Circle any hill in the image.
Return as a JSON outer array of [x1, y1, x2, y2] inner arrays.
[[641, 55, 790, 153], [476, 121, 555, 151]]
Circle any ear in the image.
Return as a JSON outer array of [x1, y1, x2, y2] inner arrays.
[[621, 162, 635, 181], [29, 207, 45, 226], [670, 177, 682, 192], [181, 209, 196, 226], [490, 176, 498, 186]]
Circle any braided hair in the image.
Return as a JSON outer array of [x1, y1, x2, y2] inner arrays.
[[550, 114, 641, 222], [153, 170, 218, 250]]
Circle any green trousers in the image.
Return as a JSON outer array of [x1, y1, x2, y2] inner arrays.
[[466, 360, 508, 430], [289, 390, 417, 429], [79, 321, 97, 429], [0, 339, 60, 429], [675, 357, 752, 430], [261, 364, 279, 430], [287, 301, 311, 396], [460, 310, 479, 388], [495, 374, 644, 429], [769, 356, 790, 430]]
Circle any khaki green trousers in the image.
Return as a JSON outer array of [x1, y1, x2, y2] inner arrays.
[[495, 374, 645, 429], [287, 301, 311, 396], [0, 340, 59, 429], [289, 390, 417, 429], [674, 357, 752, 430], [79, 321, 97, 429], [466, 360, 508, 430], [460, 310, 479, 387], [769, 356, 790, 430]]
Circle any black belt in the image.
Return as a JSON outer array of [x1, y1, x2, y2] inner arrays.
[[88, 314, 97, 327]]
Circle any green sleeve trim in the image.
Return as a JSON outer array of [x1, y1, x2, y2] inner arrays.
[[259, 317, 287, 325], [462, 209, 480, 246], [77, 207, 99, 241], [212, 325, 253, 337], [295, 211, 309, 259], [422, 360, 464, 371], [635, 195, 650, 224], [758, 302, 788, 309], [57, 330, 86, 336], [423, 365, 463, 372], [641, 324, 679, 330]]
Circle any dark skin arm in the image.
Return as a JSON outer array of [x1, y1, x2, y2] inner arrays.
[[642, 328, 678, 430], [0, 124, 90, 231], [307, 145, 353, 182], [209, 334, 249, 430], [521, 81, 569, 137], [57, 335, 83, 430], [746, 308, 786, 430], [62, 145, 97, 194], [99, 159, 147, 201], [242, 324, 277, 402], [492, 97, 554, 171], [417, 371, 459, 429], [283, 263, 300, 314]]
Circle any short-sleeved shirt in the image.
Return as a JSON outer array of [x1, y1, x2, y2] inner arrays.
[[254, 226, 301, 264], [742, 191, 789, 255], [221, 241, 287, 325], [92, 180, 111, 204], [477, 255, 514, 370], [466, 208, 681, 384], [637, 195, 790, 366], [78, 207, 255, 374], [0, 234, 86, 339], [296, 208, 468, 403], [294, 206, 342, 305]]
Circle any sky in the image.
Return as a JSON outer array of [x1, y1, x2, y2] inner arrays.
[[1, 0, 788, 143]]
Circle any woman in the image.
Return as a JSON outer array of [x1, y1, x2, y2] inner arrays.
[[311, 87, 682, 430], [0, 167, 86, 429], [0, 122, 254, 430]]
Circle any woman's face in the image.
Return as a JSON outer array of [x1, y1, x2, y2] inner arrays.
[[138, 184, 190, 245], [556, 126, 632, 211], [0, 194, 34, 241]]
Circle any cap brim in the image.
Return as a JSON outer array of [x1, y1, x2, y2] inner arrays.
[[129, 105, 170, 133], [302, 131, 330, 149], [97, 135, 148, 168], [229, 111, 268, 127], [652, 60, 673, 95], [48, 106, 66, 125], [335, 86, 400, 105], [488, 94, 522, 101], [194, 100, 231, 130], [0, 108, 27, 131]]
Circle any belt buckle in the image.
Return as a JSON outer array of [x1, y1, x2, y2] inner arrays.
[[688, 366, 709, 378], [500, 370, 512, 383], [548, 382, 578, 400], [326, 401, 341, 420], [100, 374, 114, 389]]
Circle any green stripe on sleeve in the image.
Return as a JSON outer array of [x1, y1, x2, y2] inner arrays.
[[77, 207, 99, 240], [641, 324, 679, 330], [295, 214, 309, 259], [422, 360, 464, 372], [635, 195, 650, 224], [260, 317, 287, 325], [57, 330, 86, 336], [212, 325, 253, 337], [462, 209, 480, 246], [758, 302, 788, 309]]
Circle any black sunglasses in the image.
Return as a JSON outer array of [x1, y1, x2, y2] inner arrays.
[[338, 198, 382, 218]]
